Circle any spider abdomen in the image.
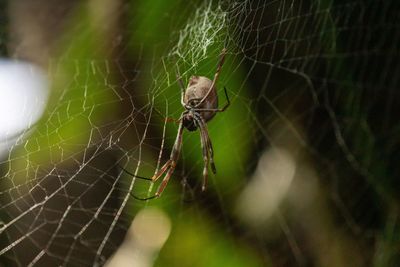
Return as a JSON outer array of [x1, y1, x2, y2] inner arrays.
[[184, 76, 218, 122]]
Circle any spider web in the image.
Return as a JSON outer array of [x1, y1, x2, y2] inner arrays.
[[1, 0, 399, 266]]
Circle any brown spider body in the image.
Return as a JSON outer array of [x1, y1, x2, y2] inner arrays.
[[125, 49, 229, 200], [183, 76, 218, 131]]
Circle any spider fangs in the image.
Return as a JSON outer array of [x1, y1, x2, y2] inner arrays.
[[125, 48, 230, 200]]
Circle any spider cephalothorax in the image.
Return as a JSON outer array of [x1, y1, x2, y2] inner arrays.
[[182, 111, 197, 131], [126, 48, 230, 200]]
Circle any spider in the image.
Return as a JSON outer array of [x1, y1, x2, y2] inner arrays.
[[125, 48, 230, 200]]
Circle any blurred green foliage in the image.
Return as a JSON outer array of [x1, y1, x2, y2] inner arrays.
[[14, 4, 117, 172]]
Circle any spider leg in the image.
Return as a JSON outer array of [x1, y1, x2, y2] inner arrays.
[[118, 167, 158, 201], [217, 86, 230, 112], [206, 133, 216, 174], [130, 161, 180, 200], [195, 114, 216, 174], [156, 163, 177, 196], [126, 116, 185, 201], [130, 192, 158, 201], [193, 87, 230, 113], [153, 117, 185, 196], [196, 118, 209, 191], [120, 163, 170, 201], [151, 159, 173, 182], [175, 65, 186, 107], [196, 48, 227, 107], [119, 166, 152, 181]]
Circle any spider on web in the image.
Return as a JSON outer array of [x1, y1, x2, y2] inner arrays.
[[122, 48, 230, 200]]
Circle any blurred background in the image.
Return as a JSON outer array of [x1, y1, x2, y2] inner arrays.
[[0, 0, 399, 266]]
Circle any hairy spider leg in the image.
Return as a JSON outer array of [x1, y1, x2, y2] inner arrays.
[[195, 113, 216, 174], [194, 116, 210, 191], [118, 166, 161, 200], [122, 114, 186, 201], [175, 65, 187, 107], [196, 48, 227, 108], [193, 86, 232, 177], [193, 87, 230, 113], [194, 112, 219, 192], [151, 118, 185, 197], [119, 167, 152, 181], [209, 144, 216, 174], [202, 120, 217, 174], [118, 167, 158, 200]]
